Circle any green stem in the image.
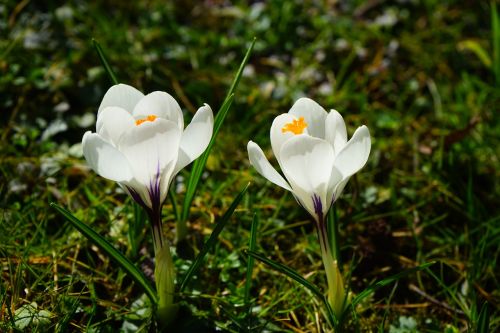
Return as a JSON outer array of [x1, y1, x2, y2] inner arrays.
[[148, 210, 177, 328], [316, 216, 346, 319]]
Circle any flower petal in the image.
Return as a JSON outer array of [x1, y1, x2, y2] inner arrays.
[[118, 118, 181, 205], [288, 97, 328, 139], [334, 125, 371, 178], [173, 104, 214, 175], [247, 141, 292, 191], [96, 107, 136, 145], [98, 84, 144, 116], [82, 131, 133, 182], [132, 91, 184, 130], [279, 135, 335, 217], [270, 113, 309, 165], [326, 166, 343, 205], [325, 109, 347, 156]]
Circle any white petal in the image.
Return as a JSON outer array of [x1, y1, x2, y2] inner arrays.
[[96, 107, 135, 145], [288, 98, 328, 139], [98, 84, 144, 116], [333, 177, 350, 203], [270, 113, 309, 165], [325, 109, 347, 156], [247, 141, 292, 191], [334, 125, 371, 178], [326, 167, 343, 206], [173, 104, 214, 175], [279, 135, 335, 217], [132, 91, 184, 130], [82, 131, 133, 182], [118, 119, 181, 205]]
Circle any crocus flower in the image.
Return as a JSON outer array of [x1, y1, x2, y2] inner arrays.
[[82, 84, 214, 219], [82, 84, 214, 326], [247, 97, 371, 318], [247, 97, 370, 224]]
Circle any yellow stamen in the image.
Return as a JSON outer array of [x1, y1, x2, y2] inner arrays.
[[282, 117, 307, 135], [135, 115, 157, 126]]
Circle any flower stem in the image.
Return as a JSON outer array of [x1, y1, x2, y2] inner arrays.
[[147, 208, 177, 328], [315, 215, 346, 319]]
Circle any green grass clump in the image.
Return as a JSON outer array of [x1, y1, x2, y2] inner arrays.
[[1, 0, 499, 331]]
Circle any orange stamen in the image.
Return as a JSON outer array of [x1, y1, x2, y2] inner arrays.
[[135, 115, 157, 126], [281, 117, 307, 135]]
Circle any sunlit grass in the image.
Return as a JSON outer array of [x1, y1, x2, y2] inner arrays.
[[1, 0, 500, 331]]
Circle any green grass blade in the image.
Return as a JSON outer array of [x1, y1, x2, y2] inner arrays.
[[476, 302, 490, 333], [245, 249, 338, 327], [50, 203, 157, 304], [245, 250, 323, 301], [92, 39, 119, 85], [492, 2, 500, 86], [169, 186, 179, 223], [350, 261, 436, 309], [179, 183, 250, 292], [128, 203, 146, 257], [180, 38, 256, 224], [244, 213, 259, 306], [327, 205, 341, 264]]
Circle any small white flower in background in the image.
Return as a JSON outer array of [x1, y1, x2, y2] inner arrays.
[[248, 97, 371, 222], [82, 84, 214, 212]]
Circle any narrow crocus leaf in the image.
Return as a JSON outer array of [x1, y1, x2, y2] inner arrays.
[[181, 38, 256, 225], [92, 39, 119, 85], [245, 249, 323, 300], [179, 183, 250, 292], [50, 203, 157, 304], [349, 261, 436, 310], [244, 213, 259, 306], [476, 301, 490, 333], [245, 249, 338, 327]]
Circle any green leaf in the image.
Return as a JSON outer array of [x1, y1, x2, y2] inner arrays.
[[180, 38, 256, 225], [327, 205, 341, 264], [128, 202, 146, 257], [244, 213, 259, 306], [179, 183, 250, 292], [350, 261, 436, 309], [245, 250, 323, 300], [245, 250, 338, 327], [50, 203, 157, 304], [476, 301, 490, 333], [92, 38, 119, 85], [492, 1, 500, 85]]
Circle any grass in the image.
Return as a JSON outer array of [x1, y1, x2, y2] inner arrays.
[[1, 0, 499, 331]]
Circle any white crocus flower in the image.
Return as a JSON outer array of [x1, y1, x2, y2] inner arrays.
[[247, 97, 371, 222], [82, 84, 214, 216], [247, 97, 371, 318]]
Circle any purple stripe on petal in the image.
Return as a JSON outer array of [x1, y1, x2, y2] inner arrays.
[[312, 194, 323, 222]]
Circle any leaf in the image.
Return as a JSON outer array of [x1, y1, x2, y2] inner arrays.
[[180, 38, 256, 225], [492, 1, 500, 85], [350, 261, 436, 309], [245, 250, 338, 327], [245, 250, 323, 301], [457, 40, 492, 68], [476, 302, 490, 333], [244, 213, 259, 306], [92, 39, 119, 85], [50, 203, 157, 304], [179, 183, 250, 292]]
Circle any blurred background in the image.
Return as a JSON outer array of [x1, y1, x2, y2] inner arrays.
[[1, 0, 499, 331]]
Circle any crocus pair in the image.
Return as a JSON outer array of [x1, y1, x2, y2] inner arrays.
[[82, 84, 371, 322]]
